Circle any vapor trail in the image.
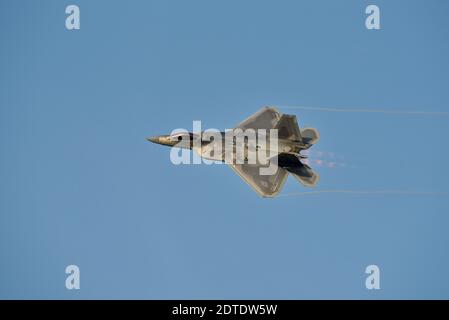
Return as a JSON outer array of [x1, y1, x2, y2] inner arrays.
[[278, 105, 449, 116], [278, 190, 449, 197]]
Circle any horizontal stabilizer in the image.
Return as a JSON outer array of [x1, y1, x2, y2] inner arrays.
[[289, 165, 319, 187], [300, 128, 320, 146]]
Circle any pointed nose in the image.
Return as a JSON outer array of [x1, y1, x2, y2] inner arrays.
[[146, 136, 160, 144]]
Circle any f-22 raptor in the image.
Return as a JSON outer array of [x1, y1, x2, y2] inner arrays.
[[147, 107, 320, 197]]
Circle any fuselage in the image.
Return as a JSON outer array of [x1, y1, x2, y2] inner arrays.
[[146, 107, 320, 196], [147, 131, 308, 165]]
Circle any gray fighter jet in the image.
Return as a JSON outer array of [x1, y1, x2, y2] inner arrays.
[[147, 107, 320, 197]]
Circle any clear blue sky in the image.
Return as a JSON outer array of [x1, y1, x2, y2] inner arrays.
[[1, 0, 449, 299]]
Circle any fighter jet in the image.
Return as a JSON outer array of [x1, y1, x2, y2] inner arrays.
[[147, 107, 320, 197]]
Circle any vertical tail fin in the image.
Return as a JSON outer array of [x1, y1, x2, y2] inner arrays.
[[275, 114, 302, 140], [277, 153, 320, 187]]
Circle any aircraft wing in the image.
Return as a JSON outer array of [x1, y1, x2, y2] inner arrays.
[[228, 107, 289, 197], [235, 107, 281, 130], [229, 163, 289, 197]]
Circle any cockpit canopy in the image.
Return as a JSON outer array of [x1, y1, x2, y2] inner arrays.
[[169, 132, 198, 142]]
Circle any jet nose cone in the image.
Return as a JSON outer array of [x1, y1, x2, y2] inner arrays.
[[146, 136, 159, 144]]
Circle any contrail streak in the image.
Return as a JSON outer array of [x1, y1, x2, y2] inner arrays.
[[278, 105, 449, 116], [278, 190, 449, 197]]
